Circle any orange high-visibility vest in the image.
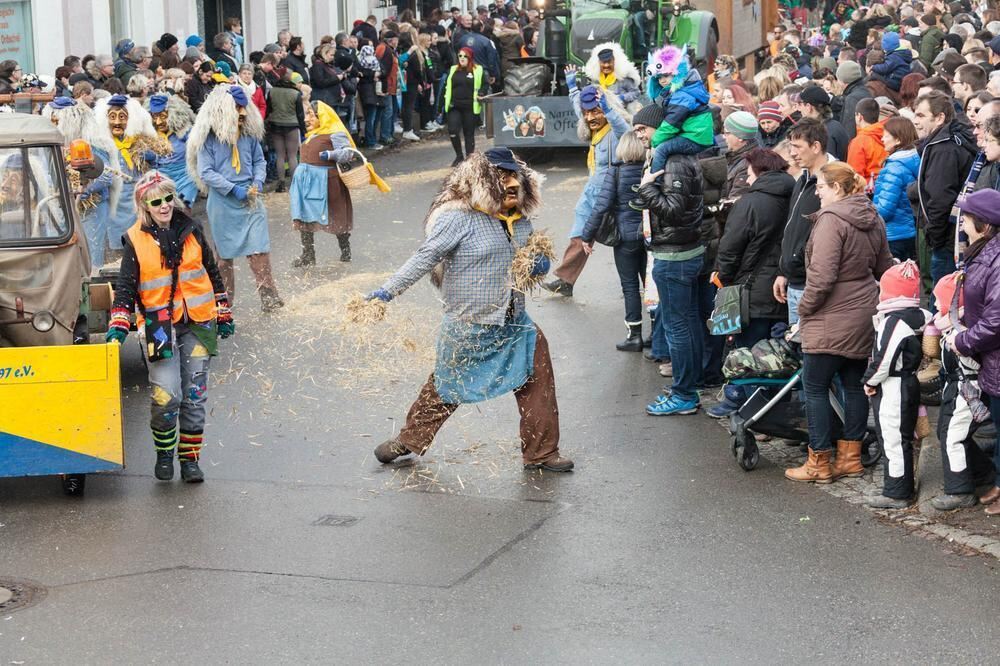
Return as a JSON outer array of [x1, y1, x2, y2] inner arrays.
[[126, 221, 217, 323]]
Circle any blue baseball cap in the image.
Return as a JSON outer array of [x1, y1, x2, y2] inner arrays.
[[579, 84, 601, 110], [148, 94, 169, 114], [484, 146, 521, 172]]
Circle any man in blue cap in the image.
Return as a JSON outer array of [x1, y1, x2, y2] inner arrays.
[[367, 147, 574, 473], [544, 76, 629, 298], [189, 85, 283, 312]]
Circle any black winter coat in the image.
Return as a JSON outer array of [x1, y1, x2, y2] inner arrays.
[[716, 170, 795, 319], [916, 119, 979, 249], [282, 52, 311, 85], [839, 77, 872, 138], [825, 117, 850, 160], [309, 58, 345, 107], [581, 161, 645, 243], [778, 167, 823, 287], [632, 154, 704, 252], [357, 64, 381, 107]]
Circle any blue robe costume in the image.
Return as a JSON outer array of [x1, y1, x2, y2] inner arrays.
[[197, 133, 268, 259], [80, 146, 115, 269], [152, 133, 198, 208]]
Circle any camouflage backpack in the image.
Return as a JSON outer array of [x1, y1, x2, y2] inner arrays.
[[723, 338, 800, 380]]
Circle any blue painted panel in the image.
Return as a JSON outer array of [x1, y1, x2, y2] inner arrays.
[[0, 432, 121, 477]]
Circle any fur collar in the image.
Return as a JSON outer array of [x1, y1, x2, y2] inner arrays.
[[93, 95, 157, 140]]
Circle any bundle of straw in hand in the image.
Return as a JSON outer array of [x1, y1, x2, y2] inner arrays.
[[345, 293, 388, 324], [510, 231, 556, 293]]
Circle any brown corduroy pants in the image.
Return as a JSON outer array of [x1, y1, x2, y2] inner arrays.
[[553, 237, 590, 285], [397, 327, 560, 465]]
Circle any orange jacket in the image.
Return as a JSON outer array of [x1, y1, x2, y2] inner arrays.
[[846, 121, 888, 184], [127, 222, 217, 324]]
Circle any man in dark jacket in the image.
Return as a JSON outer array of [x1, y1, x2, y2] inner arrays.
[[775, 118, 829, 324], [353, 16, 379, 45], [918, 13, 946, 73], [209, 33, 240, 72], [456, 20, 501, 86], [282, 37, 311, 85], [798, 84, 850, 159], [836, 60, 872, 138], [913, 90, 979, 294], [632, 107, 706, 415]]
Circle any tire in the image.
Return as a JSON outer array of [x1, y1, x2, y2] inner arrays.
[[503, 64, 552, 96], [860, 427, 882, 468], [733, 428, 759, 471], [62, 474, 86, 496]]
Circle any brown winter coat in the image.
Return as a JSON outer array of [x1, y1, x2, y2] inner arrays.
[[798, 194, 894, 359]]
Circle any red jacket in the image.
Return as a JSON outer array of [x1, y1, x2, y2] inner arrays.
[[375, 42, 399, 95], [847, 121, 887, 185], [251, 86, 266, 120]]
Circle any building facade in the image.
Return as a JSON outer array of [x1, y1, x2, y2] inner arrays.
[[7, 0, 412, 80]]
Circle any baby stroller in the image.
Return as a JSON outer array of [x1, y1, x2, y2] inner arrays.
[[723, 337, 883, 472]]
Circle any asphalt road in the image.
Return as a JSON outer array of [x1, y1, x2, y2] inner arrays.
[[1, 136, 999, 663]]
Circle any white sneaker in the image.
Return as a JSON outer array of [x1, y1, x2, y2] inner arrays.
[[393, 123, 403, 134], [422, 122, 437, 132], [402, 130, 420, 141]]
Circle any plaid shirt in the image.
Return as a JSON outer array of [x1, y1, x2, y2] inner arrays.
[[382, 208, 533, 326]]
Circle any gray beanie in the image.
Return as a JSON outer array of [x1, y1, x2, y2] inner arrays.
[[836, 60, 863, 84], [723, 111, 758, 141], [632, 103, 666, 129]]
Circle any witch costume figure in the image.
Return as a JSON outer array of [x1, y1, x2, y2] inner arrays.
[[187, 85, 283, 312], [45, 96, 120, 270], [147, 93, 198, 210], [289, 100, 390, 267], [582, 41, 643, 112], [95, 94, 160, 259], [367, 147, 574, 474]]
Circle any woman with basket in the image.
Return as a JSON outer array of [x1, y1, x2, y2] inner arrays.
[[290, 100, 390, 266]]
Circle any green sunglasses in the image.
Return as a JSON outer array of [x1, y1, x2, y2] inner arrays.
[[145, 193, 175, 207]]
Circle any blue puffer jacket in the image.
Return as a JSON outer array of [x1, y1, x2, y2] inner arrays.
[[581, 161, 645, 243], [870, 48, 912, 92], [873, 148, 920, 241]]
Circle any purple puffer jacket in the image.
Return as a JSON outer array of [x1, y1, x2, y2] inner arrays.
[[956, 234, 1000, 397]]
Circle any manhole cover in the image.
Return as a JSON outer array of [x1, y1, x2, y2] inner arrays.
[[0, 578, 46, 613]]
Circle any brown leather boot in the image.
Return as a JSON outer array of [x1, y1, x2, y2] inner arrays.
[[830, 439, 864, 480], [784, 448, 834, 484]]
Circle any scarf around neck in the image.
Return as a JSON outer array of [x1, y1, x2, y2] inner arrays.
[[587, 123, 611, 176]]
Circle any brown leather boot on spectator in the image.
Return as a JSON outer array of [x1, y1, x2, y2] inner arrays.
[[830, 439, 864, 480], [784, 448, 833, 484]]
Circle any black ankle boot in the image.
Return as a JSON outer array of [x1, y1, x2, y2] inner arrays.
[[616, 324, 643, 352], [180, 460, 204, 483], [292, 230, 316, 267], [154, 448, 175, 481], [337, 233, 351, 262]]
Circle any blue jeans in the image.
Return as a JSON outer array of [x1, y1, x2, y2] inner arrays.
[[650, 136, 706, 173], [930, 245, 956, 312], [612, 239, 647, 324], [652, 256, 704, 401], [787, 285, 804, 325], [650, 302, 671, 361], [802, 353, 869, 451], [888, 236, 917, 262]]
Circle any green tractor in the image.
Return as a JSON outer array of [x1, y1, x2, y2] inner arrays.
[[489, 0, 719, 148]]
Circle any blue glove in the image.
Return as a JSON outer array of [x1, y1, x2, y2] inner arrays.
[[367, 288, 393, 302], [530, 255, 551, 277], [565, 70, 577, 91], [231, 185, 248, 201], [319, 150, 335, 161], [218, 321, 235, 339], [105, 327, 128, 344], [598, 93, 611, 114]]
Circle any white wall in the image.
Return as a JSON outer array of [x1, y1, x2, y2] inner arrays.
[[31, 0, 64, 75]]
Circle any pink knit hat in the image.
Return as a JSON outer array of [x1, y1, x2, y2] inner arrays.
[[879, 260, 921, 302]]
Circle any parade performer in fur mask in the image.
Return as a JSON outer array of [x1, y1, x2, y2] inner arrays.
[[95, 94, 161, 259], [45, 96, 121, 270], [187, 85, 283, 312], [583, 42, 643, 112], [367, 147, 574, 473], [147, 93, 198, 210]]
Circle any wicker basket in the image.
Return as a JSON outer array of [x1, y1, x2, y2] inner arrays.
[[337, 148, 371, 192]]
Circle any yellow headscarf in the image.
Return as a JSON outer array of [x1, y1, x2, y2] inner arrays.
[[307, 101, 390, 193]]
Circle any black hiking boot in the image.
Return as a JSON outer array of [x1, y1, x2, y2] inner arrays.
[[154, 448, 175, 481], [616, 324, 643, 352], [180, 460, 205, 483]]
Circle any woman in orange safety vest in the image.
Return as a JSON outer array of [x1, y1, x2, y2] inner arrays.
[[107, 170, 232, 484]]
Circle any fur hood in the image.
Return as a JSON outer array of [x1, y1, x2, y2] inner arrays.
[[93, 95, 157, 140], [49, 103, 117, 157], [424, 151, 545, 236], [184, 85, 266, 194], [156, 93, 196, 138], [584, 42, 641, 87]]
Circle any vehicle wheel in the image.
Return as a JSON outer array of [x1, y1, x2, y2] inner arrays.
[[860, 427, 882, 468], [733, 429, 759, 471], [62, 474, 86, 496]]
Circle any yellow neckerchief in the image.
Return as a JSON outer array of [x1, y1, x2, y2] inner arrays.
[[587, 123, 611, 176], [598, 71, 617, 88], [114, 136, 136, 170], [475, 206, 522, 236], [231, 137, 241, 174], [309, 101, 391, 192]]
